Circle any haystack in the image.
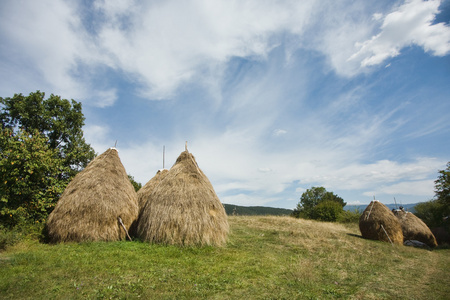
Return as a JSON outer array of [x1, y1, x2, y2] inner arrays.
[[46, 148, 138, 242], [137, 169, 169, 213], [393, 210, 438, 247], [359, 200, 403, 245], [137, 150, 229, 246]]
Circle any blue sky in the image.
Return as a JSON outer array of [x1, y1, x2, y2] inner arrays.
[[1, 0, 449, 209]]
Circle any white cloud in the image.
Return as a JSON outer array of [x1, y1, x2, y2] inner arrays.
[[92, 0, 319, 99], [363, 179, 435, 197], [83, 124, 111, 152], [0, 0, 116, 106], [273, 129, 287, 136], [373, 13, 384, 21], [1, 0, 449, 104], [347, 200, 362, 205], [348, 0, 450, 68]]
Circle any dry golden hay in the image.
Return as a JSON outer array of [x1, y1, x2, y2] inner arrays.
[[46, 148, 139, 243], [359, 201, 403, 245], [393, 210, 438, 247], [137, 150, 229, 246], [137, 169, 169, 213]]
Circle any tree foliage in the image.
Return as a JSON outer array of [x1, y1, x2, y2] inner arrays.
[[292, 186, 346, 221], [414, 200, 446, 229], [0, 128, 66, 225], [0, 91, 95, 226], [311, 200, 343, 222], [0, 91, 95, 179], [128, 174, 142, 192], [434, 162, 450, 216], [414, 162, 450, 229]]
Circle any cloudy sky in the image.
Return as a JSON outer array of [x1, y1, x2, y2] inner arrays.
[[1, 0, 449, 208]]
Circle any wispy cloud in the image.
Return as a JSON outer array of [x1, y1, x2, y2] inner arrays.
[[1, 0, 449, 208], [348, 0, 450, 67], [2, 0, 448, 103]]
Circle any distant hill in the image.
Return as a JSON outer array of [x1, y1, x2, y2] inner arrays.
[[344, 202, 420, 213], [222, 202, 422, 216], [223, 204, 293, 216]]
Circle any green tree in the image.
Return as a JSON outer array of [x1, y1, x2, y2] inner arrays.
[[128, 174, 142, 192], [0, 91, 95, 226], [414, 162, 450, 230], [414, 200, 445, 229], [0, 128, 66, 225], [0, 91, 95, 179], [434, 162, 450, 216], [311, 200, 344, 222], [292, 186, 346, 220]]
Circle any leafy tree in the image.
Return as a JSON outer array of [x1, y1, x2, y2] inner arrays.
[[414, 162, 450, 231], [0, 128, 66, 225], [0, 91, 95, 226], [311, 200, 343, 222], [128, 174, 142, 192], [292, 186, 346, 220], [0, 91, 95, 179], [434, 162, 450, 216], [414, 200, 446, 229]]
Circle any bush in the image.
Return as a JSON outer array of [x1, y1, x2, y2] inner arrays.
[[0, 225, 21, 250], [0, 222, 45, 251], [311, 201, 344, 222], [293, 186, 346, 220], [414, 200, 446, 228], [0, 128, 66, 226], [337, 209, 361, 223]]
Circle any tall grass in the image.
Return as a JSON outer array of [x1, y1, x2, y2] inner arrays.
[[1, 216, 449, 299]]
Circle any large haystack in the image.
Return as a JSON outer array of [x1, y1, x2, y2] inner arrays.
[[359, 201, 403, 245], [393, 210, 438, 247], [137, 169, 169, 213], [137, 150, 229, 246], [46, 148, 138, 243]]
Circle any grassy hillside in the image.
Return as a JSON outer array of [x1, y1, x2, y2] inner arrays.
[[1, 216, 449, 299], [223, 204, 293, 216]]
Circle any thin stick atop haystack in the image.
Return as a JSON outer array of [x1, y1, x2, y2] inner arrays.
[[137, 150, 229, 246], [46, 148, 139, 243]]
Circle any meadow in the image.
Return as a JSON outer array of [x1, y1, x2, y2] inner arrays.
[[1, 216, 449, 299]]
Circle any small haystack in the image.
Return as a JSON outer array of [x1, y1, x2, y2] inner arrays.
[[393, 209, 438, 247], [137, 169, 169, 213], [359, 200, 403, 245], [46, 148, 138, 243], [137, 150, 229, 246]]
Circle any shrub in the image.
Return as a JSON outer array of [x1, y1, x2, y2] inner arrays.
[[337, 209, 361, 223], [414, 200, 446, 228], [311, 201, 344, 222], [0, 221, 45, 251]]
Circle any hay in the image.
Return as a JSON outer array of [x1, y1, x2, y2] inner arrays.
[[359, 201, 403, 245], [137, 169, 169, 213], [137, 150, 229, 246], [393, 210, 438, 247], [46, 148, 139, 243]]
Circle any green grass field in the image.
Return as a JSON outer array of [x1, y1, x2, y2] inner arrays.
[[1, 216, 449, 299]]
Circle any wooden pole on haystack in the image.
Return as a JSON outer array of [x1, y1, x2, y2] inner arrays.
[[163, 145, 165, 169], [118, 217, 132, 241], [381, 224, 394, 246]]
